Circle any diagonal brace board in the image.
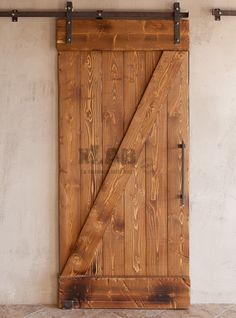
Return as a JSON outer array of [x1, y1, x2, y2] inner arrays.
[[62, 51, 184, 276]]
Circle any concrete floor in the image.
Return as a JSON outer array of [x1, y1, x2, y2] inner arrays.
[[0, 305, 236, 318]]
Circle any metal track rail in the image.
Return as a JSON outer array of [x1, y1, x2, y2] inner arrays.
[[212, 8, 236, 21]]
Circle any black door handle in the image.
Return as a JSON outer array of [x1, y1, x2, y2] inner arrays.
[[178, 141, 186, 206]]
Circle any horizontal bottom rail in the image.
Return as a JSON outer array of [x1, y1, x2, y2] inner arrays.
[[59, 276, 190, 309]]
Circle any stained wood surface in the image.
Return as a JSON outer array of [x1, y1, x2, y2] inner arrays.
[[145, 51, 168, 276], [167, 52, 189, 276], [58, 19, 190, 307], [59, 52, 81, 271], [124, 52, 146, 275], [59, 276, 190, 309], [102, 52, 125, 275], [56, 20, 189, 51], [79, 52, 103, 275], [61, 51, 183, 276]]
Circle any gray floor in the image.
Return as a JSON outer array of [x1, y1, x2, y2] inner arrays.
[[0, 305, 236, 318]]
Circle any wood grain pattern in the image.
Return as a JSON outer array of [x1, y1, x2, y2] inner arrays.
[[124, 52, 146, 275], [102, 52, 125, 275], [145, 106, 168, 276], [59, 276, 190, 309], [167, 51, 189, 276], [80, 51, 102, 226], [145, 51, 168, 276], [59, 52, 81, 271], [56, 20, 189, 51], [62, 51, 183, 276], [80, 51, 103, 275], [58, 18, 190, 307]]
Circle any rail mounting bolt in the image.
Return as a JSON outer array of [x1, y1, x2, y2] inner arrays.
[[11, 10, 18, 22]]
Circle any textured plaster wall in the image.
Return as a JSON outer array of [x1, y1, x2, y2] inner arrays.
[[0, 0, 236, 304]]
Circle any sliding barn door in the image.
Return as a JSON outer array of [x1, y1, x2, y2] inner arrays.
[[57, 19, 189, 309]]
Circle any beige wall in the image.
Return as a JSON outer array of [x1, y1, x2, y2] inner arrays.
[[0, 0, 236, 304]]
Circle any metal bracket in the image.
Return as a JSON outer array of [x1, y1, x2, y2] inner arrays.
[[66, 1, 73, 44], [11, 10, 18, 22], [96, 10, 103, 19], [212, 8, 222, 21], [212, 8, 236, 20], [174, 2, 181, 44]]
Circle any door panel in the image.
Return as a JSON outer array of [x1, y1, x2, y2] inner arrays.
[[58, 19, 189, 309]]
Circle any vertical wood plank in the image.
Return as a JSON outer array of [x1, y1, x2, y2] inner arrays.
[[80, 51, 103, 275], [145, 51, 168, 276], [167, 52, 189, 276], [124, 51, 146, 275], [59, 52, 81, 272], [102, 52, 125, 275]]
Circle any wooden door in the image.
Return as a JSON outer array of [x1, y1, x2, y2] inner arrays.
[[57, 19, 189, 309]]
